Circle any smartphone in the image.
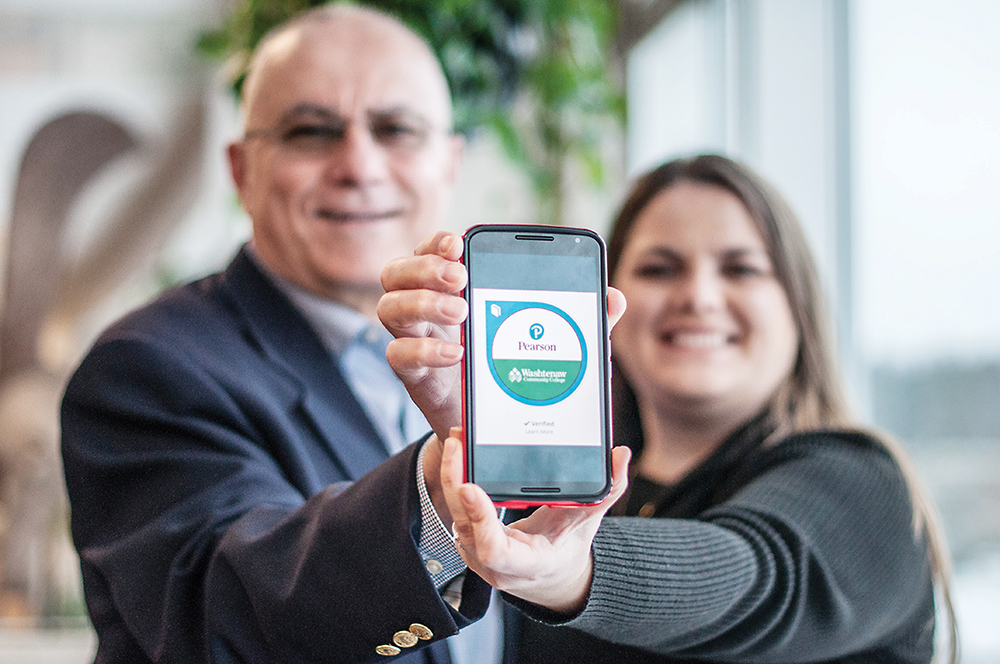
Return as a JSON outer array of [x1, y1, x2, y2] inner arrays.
[[462, 224, 612, 506]]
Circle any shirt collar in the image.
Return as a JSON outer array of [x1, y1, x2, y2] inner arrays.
[[244, 244, 385, 357]]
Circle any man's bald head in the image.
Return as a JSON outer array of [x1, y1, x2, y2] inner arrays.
[[241, 4, 453, 131], [226, 3, 463, 313]]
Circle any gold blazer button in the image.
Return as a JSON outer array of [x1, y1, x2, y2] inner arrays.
[[409, 623, 433, 640]]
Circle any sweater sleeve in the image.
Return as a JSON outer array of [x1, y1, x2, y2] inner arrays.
[[517, 436, 935, 662]]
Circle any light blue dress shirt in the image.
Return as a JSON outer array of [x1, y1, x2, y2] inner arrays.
[[247, 248, 503, 664]]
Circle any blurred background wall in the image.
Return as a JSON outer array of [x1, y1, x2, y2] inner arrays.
[[0, 0, 996, 661], [0, 0, 246, 658]]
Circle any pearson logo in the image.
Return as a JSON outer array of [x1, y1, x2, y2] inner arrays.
[[485, 301, 587, 405]]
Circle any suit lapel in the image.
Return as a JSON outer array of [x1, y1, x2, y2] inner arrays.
[[218, 247, 389, 480]]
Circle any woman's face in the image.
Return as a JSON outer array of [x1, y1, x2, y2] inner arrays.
[[611, 181, 799, 421]]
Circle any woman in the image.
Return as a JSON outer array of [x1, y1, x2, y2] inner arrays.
[[378, 154, 956, 663]]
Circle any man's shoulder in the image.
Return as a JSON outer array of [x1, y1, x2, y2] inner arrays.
[[79, 248, 319, 381], [102, 267, 238, 346], [88, 247, 292, 366]]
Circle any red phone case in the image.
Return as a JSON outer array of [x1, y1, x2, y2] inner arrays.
[[459, 228, 610, 509]]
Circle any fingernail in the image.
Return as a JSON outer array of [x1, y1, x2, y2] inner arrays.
[[439, 234, 455, 255], [439, 295, 466, 319], [439, 343, 463, 361], [441, 262, 465, 285]]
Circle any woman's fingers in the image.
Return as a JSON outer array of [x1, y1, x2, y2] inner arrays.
[[453, 484, 507, 568], [440, 432, 511, 574], [605, 445, 632, 506], [511, 445, 631, 538], [440, 432, 499, 534], [435, 437, 633, 613], [440, 431, 472, 534]]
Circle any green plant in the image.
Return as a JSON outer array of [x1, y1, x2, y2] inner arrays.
[[198, 0, 624, 224]]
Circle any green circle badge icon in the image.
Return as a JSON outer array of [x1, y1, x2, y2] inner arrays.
[[486, 301, 587, 405]]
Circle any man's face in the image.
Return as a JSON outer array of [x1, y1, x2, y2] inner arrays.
[[229, 19, 462, 302]]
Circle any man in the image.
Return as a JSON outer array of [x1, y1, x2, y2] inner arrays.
[[61, 6, 498, 663]]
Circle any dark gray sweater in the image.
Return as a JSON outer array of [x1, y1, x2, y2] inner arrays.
[[506, 425, 935, 663]]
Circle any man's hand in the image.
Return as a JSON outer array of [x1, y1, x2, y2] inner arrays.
[[379, 230, 627, 442], [379, 231, 467, 442]]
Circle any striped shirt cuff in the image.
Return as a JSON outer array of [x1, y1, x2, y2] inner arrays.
[[416, 441, 468, 590]]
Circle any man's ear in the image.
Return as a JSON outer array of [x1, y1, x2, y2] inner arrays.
[[227, 141, 246, 199]]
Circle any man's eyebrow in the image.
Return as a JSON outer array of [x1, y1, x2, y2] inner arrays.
[[368, 106, 433, 124], [277, 103, 340, 124], [276, 104, 432, 124]]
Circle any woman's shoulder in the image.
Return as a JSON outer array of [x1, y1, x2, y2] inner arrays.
[[756, 427, 896, 470], [725, 426, 913, 520]]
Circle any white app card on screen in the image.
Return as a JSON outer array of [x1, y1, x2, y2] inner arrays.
[[471, 287, 601, 447]]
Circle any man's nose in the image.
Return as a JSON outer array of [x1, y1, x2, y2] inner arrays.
[[326, 123, 389, 185]]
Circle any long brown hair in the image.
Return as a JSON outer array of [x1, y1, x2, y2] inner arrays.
[[607, 154, 956, 663]]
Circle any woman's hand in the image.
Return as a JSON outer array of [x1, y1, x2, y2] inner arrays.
[[441, 428, 631, 615]]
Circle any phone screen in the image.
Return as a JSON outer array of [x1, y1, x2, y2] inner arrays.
[[463, 225, 611, 503]]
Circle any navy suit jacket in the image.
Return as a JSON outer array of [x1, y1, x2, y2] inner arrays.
[[62, 247, 490, 663]]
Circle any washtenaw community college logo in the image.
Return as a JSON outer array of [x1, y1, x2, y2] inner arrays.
[[485, 301, 587, 405]]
